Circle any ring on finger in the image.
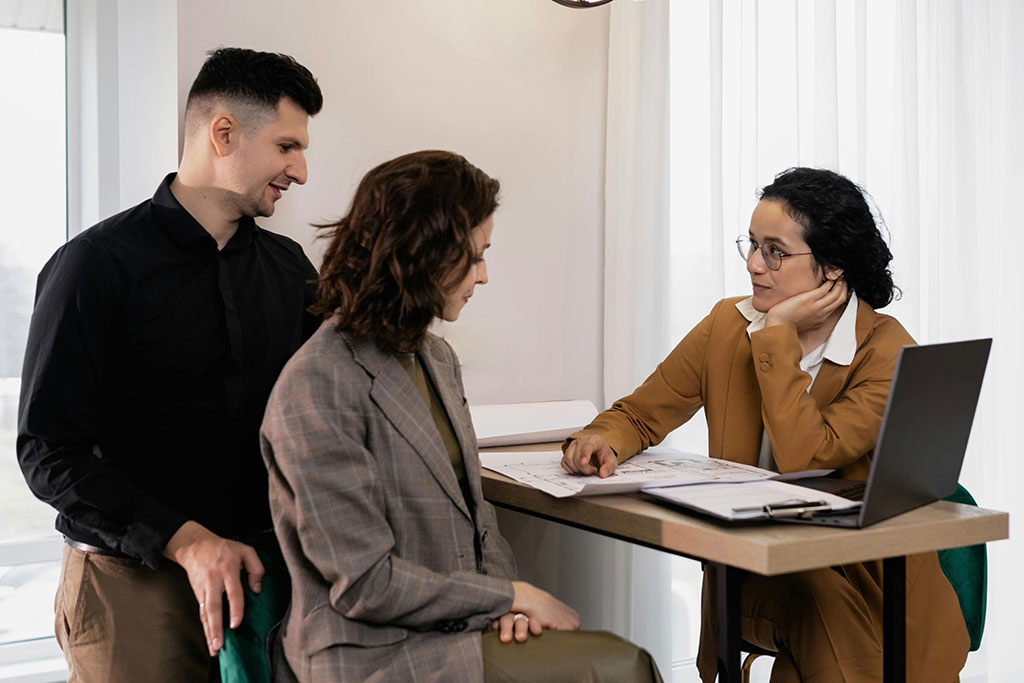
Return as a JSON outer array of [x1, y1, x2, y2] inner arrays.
[[512, 613, 529, 623]]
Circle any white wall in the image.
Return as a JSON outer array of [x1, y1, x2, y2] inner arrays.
[[66, 0, 626, 650], [176, 0, 610, 409], [172, 1, 647, 665]]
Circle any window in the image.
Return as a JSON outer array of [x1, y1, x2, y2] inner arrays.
[[0, 4, 69, 680]]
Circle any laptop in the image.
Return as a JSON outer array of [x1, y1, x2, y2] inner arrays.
[[776, 338, 991, 527]]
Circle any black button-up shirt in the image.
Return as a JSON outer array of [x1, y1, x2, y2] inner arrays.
[[17, 174, 319, 568]]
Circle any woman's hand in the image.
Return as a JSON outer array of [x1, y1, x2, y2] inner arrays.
[[496, 581, 580, 642], [560, 435, 618, 478], [764, 278, 848, 333], [491, 611, 535, 643]]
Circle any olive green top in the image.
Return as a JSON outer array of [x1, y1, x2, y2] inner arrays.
[[395, 352, 469, 502]]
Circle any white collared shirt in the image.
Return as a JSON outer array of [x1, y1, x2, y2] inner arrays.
[[735, 292, 859, 471]]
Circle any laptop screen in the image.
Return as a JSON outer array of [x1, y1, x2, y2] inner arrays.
[[858, 338, 991, 526]]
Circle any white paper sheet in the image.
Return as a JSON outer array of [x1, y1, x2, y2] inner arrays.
[[470, 399, 599, 447], [480, 447, 784, 498]]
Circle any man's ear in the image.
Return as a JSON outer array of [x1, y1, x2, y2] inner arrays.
[[823, 265, 844, 282], [209, 114, 239, 158]]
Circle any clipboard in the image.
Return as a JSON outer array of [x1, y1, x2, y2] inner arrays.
[[643, 479, 862, 522], [732, 500, 835, 519]]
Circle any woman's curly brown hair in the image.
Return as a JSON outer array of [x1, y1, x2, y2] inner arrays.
[[760, 167, 899, 309], [311, 150, 500, 352]]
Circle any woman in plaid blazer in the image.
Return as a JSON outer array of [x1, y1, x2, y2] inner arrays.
[[260, 150, 662, 683]]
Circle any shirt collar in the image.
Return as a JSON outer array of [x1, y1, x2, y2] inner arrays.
[[151, 172, 258, 251], [736, 290, 859, 367]]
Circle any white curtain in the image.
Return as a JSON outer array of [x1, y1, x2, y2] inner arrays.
[[664, 1, 1024, 680], [605, 0, 1024, 680], [603, 0, 678, 678]]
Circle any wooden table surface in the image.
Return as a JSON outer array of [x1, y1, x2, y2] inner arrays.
[[481, 467, 1009, 575]]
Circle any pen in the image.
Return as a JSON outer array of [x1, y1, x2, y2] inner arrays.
[[732, 500, 829, 515], [766, 502, 831, 518]]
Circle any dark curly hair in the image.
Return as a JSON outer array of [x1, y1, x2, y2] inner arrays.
[[312, 150, 500, 353], [759, 167, 899, 309]]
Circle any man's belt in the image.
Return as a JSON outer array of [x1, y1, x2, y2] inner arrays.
[[64, 537, 130, 559]]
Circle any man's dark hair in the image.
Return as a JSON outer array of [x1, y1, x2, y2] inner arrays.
[[312, 150, 500, 353], [760, 167, 899, 309], [185, 47, 322, 131]]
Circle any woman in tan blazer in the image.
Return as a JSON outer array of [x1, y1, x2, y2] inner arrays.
[[562, 168, 969, 682], [260, 151, 662, 682]]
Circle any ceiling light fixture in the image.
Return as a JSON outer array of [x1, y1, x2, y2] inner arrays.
[[551, 0, 616, 8]]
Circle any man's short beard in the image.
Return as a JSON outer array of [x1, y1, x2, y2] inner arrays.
[[243, 193, 275, 219]]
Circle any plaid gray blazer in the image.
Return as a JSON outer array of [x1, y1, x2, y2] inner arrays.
[[261, 320, 517, 682]]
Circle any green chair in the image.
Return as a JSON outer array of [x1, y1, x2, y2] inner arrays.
[[937, 484, 987, 651], [218, 530, 292, 683]]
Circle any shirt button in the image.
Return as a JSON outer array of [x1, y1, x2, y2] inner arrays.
[[759, 362, 770, 372], [759, 353, 770, 362]]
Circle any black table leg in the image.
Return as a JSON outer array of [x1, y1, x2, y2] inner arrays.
[[715, 563, 743, 683], [883, 556, 906, 683]]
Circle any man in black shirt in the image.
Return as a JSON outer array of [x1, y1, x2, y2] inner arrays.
[[17, 47, 323, 681]]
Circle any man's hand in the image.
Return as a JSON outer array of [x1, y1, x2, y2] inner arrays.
[[764, 278, 848, 333], [560, 435, 618, 478], [491, 581, 580, 643], [163, 521, 264, 656]]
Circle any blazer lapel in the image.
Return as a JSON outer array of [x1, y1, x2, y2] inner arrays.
[[418, 339, 486, 510], [345, 334, 472, 521], [719, 332, 763, 466], [808, 362, 847, 409], [809, 299, 876, 408]]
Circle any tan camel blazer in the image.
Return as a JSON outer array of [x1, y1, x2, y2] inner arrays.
[[570, 296, 969, 682]]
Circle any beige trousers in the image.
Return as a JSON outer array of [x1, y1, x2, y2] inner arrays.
[[55, 544, 216, 683], [482, 629, 663, 683]]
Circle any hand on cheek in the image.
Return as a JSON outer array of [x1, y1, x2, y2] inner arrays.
[[764, 278, 848, 331]]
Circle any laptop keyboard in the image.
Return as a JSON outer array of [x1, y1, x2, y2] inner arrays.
[[797, 476, 868, 501], [832, 481, 867, 501]]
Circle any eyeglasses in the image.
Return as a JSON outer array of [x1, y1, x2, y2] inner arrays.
[[735, 236, 813, 271]]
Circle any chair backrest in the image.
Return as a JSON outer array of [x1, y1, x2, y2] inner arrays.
[[218, 530, 292, 683], [937, 484, 987, 651]]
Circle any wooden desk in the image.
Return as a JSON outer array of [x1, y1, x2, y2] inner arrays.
[[481, 465, 1009, 683]]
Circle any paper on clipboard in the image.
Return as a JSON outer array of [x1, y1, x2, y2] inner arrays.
[[644, 479, 861, 521]]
